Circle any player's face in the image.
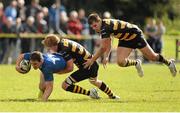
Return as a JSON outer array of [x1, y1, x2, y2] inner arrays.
[[90, 21, 101, 32], [30, 60, 42, 70]]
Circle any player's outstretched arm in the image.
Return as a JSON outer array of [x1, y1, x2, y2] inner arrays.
[[40, 81, 53, 101], [84, 38, 111, 69], [102, 38, 112, 68]]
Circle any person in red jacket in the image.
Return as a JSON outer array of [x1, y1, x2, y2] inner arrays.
[[67, 10, 83, 45]]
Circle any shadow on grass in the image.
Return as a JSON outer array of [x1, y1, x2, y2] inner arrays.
[[0, 98, 178, 103], [0, 98, 123, 103], [0, 98, 91, 102]]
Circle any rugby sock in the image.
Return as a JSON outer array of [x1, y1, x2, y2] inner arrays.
[[66, 85, 90, 96], [158, 54, 170, 66], [125, 59, 137, 67], [99, 82, 114, 97]]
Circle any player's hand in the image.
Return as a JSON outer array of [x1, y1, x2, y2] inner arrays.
[[102, 57, 108, 69], [37, 90, 47, 102], [83, 59, 94, 70], [15, 66, 27, 74]]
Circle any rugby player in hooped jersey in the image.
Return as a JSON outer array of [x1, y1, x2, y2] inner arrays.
[[42, 34, 120, 99], [84, 13, 177, 77]]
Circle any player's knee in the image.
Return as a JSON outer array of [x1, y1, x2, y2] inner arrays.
[[117, 60, 126, 67], [89, 80, 96, 85], [62, 77, 74, 90], [89, 77, 98, 85], [61, 81, 68, 90]]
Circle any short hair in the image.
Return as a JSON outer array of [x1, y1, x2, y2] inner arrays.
[[88, 13, 101, 25], [42, 34, 60, 47], [30, 51, 43, 62]]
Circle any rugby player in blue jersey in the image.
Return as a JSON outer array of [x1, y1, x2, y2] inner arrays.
[[16, 51, 73, 101]]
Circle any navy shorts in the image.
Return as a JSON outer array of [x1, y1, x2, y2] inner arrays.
[[70, 61, 99, 82], [118, 33, 147, 49]]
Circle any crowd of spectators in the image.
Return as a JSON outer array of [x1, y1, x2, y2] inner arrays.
[[0, 0, 96, 64], [0, 0, 166, 64]]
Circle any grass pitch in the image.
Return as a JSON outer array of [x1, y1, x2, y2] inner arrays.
[[0, 35, 179, 112], [0, 63, 180, 112]]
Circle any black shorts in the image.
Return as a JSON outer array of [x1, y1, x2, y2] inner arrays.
[[70, 61, 99, 82], [118, 33, 147, 49]]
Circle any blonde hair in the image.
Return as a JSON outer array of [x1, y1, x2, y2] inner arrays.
[[42, 34, 60, 47]]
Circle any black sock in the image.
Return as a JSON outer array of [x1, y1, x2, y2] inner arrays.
[[99, 82, 114, 97], [158, 54, 170, 66], [66, 85, 90, 96], [125, 59, 137, 67]]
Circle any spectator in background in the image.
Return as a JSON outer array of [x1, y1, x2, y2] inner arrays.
[[67, 10, 83, 45], [155, 19, 166, 54], [35, 12, 48, 34], [22, 16, 37, 53], [25, 0, 41, 18], [41, 7, 49, 30], [0, 2, 7, 63], [17, 0, 26, 22], [78, 8, 90, 51], [35, 11, 48, 52], [59, 11, 68, 34], [0, 2, 6, 32], [15, 17, 24, 53], [144, 18, 157, 62], [10, 18, 25, 64], [144, 18, 157, 51], [49, 0, 66, 34], [4, 0, 17, 22], [15, 18, 24, 34], [1, 17, 16, 64]]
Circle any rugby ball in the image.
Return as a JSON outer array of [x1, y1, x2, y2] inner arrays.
[[20, 59, 31, 73]]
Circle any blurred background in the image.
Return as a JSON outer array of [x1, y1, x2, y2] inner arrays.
[[0, 0, 180, 64]]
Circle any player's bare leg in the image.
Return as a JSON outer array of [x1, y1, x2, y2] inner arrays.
[[117, 47, 144, 77], [140, 44, 177, 76]]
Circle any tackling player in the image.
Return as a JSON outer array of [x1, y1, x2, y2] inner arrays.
[[84, 13, 177, 77], [42, 34, 120, 99]]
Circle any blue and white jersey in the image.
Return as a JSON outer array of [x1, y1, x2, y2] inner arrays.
[[24, 53, 66, 81]]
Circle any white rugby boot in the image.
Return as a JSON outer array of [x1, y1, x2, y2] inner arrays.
[[168, 59, 177, 77], [89, 88, 100, 99], [135, 59, 144, 77], [109, 95, 120, 100]]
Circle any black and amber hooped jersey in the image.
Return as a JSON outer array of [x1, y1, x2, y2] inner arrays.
[[100, 19, 142, 41], [57, 39, 92, 68]]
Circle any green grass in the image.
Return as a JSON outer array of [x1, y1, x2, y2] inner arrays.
[[0, 34, 179, 112], [0, 64, 180, 112]]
